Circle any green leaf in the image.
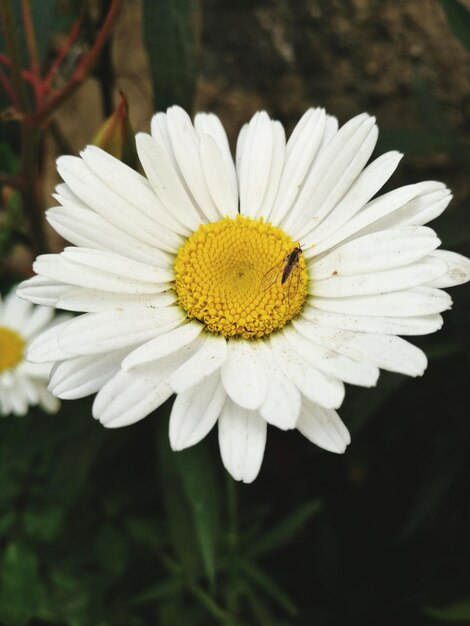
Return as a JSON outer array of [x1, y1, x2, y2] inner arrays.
[[36, 568, 91, 623], [0, 140, 19, 174], [127, 579, 184, 607], [440, 0, 470, 53], [156, 412, 201, 580], [0, 542, 41, 626], [0, 511, 15, 534], [400, 447, 465, 540], [376, 128, 461, 156], [142, 0, 200, 111], [241, 581, 279, 626], [241, 562, 298, 617], [125, 516, 167, 552], [245, 499, 322, 558], [23, 504, 64, 542], [424, 598, 470, 621], [344, 371, 406, 432], [0, 2, 55, 69], [95, 523, 129, 577], [173, 442, 220, 588]]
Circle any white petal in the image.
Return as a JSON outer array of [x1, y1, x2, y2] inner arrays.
[[321, 115, 339, 148], [169, 333, 228, 393], [34, 253, 171, 295], [136, 132, 203, 230], [53, 182, 89, 209], [301, 306, 443, 335], [47, 206, 173, 266], [1, 290, 32, 329], [17, 276, 70, 307], [166, 106, 220, 222], [427, 250, 470, 287], [360, 188, 452, 234], [236, 123, 248, 174], [194, 112, 238, 201], [311, 287, 452, 317], [55, 307, 184, 357], [299, 151, 403, 244], [311, 226, 440, 280], [49, 350, 125, 399], [311, 257, 448, 298], [57, 156, 178, 250], [61, 247, 173, 284], [200, 134, 238, 216], [270, 333, 345, 409], [293, 318, 428, 377], [221, 339, 268, 410], [56, 288, 176, 313], [307, 181, 446, 256], [297, 400, 350, 453], [256, 121, 286, 220], [93, 367, 173, 428], [26, 316, 72, 363], [16, 374, 40, 405], [269, 108, 326, 225], [282, 325, 379, 387], [17, 360, 52, 379], [22, 305, 55, 339], [36, 384, 60, 413], [93, 345, 198, 427], [151, 111, 174, 155], [290, 121, 379, 236], [81, 145, 188, 237], [237, 111, 275, 218], [122, 321, 203, 370], [259, 342, 301, 430], [218, 399, 267, 483], [284, 114, 377, 234], [9, 386, 29, 416], [169, 371, 225, 450]]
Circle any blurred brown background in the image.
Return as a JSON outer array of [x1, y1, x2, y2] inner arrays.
[[51, 0, 469, 199]]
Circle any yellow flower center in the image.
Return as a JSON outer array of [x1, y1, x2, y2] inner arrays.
[[174, 215, 308, 339], [0, 326, 25, 372]]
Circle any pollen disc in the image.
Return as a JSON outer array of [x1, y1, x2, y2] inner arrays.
[[174, 215, 308, 339], [0, 327, 25, 372]]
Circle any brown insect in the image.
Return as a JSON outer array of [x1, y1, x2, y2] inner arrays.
[[260, 246, 303, 297]]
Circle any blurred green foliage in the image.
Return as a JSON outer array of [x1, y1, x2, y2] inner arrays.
[[142, 0, 200, 112]]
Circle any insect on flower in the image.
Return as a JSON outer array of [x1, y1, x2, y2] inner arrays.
[[260, 245, 304, 298]]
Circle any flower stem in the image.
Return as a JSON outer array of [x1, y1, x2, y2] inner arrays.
[[20, 121, 48, 256], [225, 474, 240, 624], [160, 554, 230, 622]]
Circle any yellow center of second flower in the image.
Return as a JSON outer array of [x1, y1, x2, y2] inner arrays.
[[0, 326, 25, 372], [174, 215, 308, 339]]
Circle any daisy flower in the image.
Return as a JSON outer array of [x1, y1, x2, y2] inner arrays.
[[18, 106, 470, 482], [0, 288, 63, 416]]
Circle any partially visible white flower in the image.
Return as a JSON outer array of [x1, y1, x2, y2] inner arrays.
[[17, 106, 470, 482], [0, 288, 64, 416]]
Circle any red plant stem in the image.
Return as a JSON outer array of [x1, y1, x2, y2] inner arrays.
[[32, 0, 121, 124], [21, 0, 42, 108], [43, 15, 83, 93], [0, 67, 18, 107], [0, 0, 31, 113]]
